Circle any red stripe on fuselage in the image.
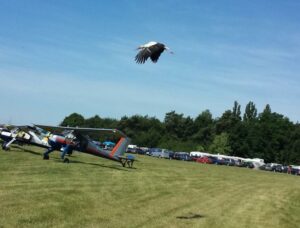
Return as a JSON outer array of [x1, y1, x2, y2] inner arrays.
[[110, 137, 125, 157], [55, 136, 66, 144], [52, 135, 77, 146]]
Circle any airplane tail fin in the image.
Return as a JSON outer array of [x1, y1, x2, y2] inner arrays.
[[109, 137, 130, 158]]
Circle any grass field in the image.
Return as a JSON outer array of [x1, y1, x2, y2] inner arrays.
[[0, 145, 300, 228]]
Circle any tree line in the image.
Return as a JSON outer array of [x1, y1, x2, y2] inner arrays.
[[60, 101, 300, 165]]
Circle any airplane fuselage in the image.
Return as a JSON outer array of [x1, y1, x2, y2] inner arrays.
[[48, 134, 124, 162]]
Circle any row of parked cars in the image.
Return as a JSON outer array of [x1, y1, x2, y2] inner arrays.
[[126, 146, 300, 176], [193, 156, 253, 167], [260, 163, 300, 175], [126, 146, 191, 161]]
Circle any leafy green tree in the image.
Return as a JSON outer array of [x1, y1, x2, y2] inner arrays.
[[193, 110, 214, 148], [240, 101, 259, 158], [183, 116, 196, 140], [194, 110, 213, 127], [117, 115, 164, 146], [215, 110, 233, 134], [287, 124, 300, 164], [243, 101, 257, 122], [257, 105, 294, 163], [208, 133, 232, 155], [158, 138, 196, 152], [290, 139, 300, 165], [164, 111, 195, 140], [232, 100, 241, 120], [60, 113, 85, 127], [195, 145, 205, 152], [84, 115, 103, 128]]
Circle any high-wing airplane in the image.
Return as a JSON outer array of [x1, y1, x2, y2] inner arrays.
[[0, 124, 134, 168], [34, 125, 134, 167], [0, 125, 50, 150]]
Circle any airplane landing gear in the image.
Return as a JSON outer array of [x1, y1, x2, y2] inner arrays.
[[63, 158, 69, 163], [2, 144, 9, 151], [121, 158, 134, 168], [43, 154, 49, 160], [127, 160, 134, 168]]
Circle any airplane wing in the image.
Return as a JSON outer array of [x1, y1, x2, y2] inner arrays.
[[34, 124, 127, 138], [0, 124, 35, 132], [0, 124, 19, 130]]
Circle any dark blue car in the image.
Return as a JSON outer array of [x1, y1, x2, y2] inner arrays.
[[174, 152, 191, 161]]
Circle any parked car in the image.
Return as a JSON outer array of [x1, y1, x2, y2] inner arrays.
[[259, 164, 266, 170], [207, 156, 220, 165], [168, 151, 175, 159], [265, 163, 277, 171], [222, 158, 235, 166], [233, 159, 245, 167], [126, 147, 137, 153], [243, 161, 254, 169], [274, 164, 284, 172], [210, 157, 230, 165], [216, 158, 227, 165], [161, 150, 174, 159], [191, 156, 199, 162], [291, 166, 300, 175], [151, 152, 162, 158], [149, 148, 162, 157], [135, 148, 146, 155], [174, 152, 191, 161], [196, 156, 212, 164], [282, 165, 293, 174], [138, 147, 149, 155]]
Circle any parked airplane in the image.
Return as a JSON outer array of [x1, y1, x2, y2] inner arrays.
[[35, 125, 134, 167], [0, 125, 49, 150], [0, 124, 134, 168]]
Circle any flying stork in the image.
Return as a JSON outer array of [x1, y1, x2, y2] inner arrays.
[[135, 41, 173, 64]]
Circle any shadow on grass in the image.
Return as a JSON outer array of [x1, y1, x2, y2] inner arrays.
[[176, 213, 205, 220], [69, 160, 130, 171], [1, 145, 41, 155], [18, 147, 42, 156], [11, 145, 133, 171]]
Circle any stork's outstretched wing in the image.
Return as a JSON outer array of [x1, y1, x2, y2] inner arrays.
[[135, 48, 152, 64]]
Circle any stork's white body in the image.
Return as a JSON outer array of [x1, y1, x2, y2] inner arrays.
[[140, 41, 157, 48]]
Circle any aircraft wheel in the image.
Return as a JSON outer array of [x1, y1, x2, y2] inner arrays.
[[63, 158, 69, 163], [2, 143, 8, 151], [121, 160, 126, 167], [43, 154, 49, 160]]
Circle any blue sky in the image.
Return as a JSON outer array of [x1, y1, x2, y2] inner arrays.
[[0, 0, 299, 124]]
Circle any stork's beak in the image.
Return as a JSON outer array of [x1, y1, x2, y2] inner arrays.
[[165, 47, 174, 54]]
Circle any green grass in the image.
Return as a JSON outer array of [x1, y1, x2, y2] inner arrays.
[[0, 145, 300, 228]]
